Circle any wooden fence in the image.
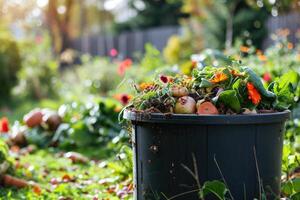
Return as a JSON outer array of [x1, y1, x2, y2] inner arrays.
[[72, 26, 181, 58], [263, 12, 300, 48], [72, 12, 300, 57]]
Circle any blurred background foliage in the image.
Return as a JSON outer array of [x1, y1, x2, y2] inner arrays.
[[0, 0, 300, 198], [0, 0, 299, 118], [0, 36, 21, 104]]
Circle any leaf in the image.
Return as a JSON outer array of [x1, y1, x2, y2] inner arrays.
[[281, 180, 294, 195], [293, 178, 300, 193], [278, 71, 299, 91], [272, 70, 300, 110], [291, 192, 300, 200], [25, 127, 52, 148], [199, 49, 233, 67], [222, 68, 233, 88], [218, 90, 241, 112], [69, 122, 96, 147], [200, 78, 213, 88], [200, 180, 228, 200]]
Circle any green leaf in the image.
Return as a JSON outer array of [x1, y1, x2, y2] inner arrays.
[[272, 70, 300, 110], [281, 180, 294, 195], [200, 180, 228, 200], [278, 71, 299, 91], [200, 78, 213, 88], [218, 90, 241, 112], [293, 178, 300, 193], [199, 49, 233, 67], [291, 192, 300, 200], [70, 121, 96, 147], [232, 78, 241, 91]]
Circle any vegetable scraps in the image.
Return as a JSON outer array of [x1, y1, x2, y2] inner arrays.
[[127, 64, 299, 115]]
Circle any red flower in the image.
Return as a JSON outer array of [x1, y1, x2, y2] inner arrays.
[[0, 117, 9, 133], [118, 58, 132, 76], [263, 72, 272, 82], [110, 48, 118, 57], [247, 82, 261, 105], [121, 95, 130, 105], [159, 75, 169, 84], [114, 94, 133, 105]]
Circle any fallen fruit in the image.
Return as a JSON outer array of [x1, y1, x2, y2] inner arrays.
[[174, 96, 196, 114], [64, 152, 89, 163], [197, 101, 219, 115], [24, 109, 43, 128], [9, 130, 26, 146], [43, 111, 62, 131], [170, 86, 189, 97], [2, 174, 29, 188]]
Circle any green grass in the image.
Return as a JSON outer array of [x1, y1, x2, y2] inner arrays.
[[0, 148, 133, 200], [0, 98, 62, 122]]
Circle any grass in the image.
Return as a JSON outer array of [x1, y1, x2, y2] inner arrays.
[[0, 98, 62, 122], [0, 147, 133, 200]]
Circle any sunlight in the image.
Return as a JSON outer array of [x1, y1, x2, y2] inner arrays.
[[37, 0, 48, 8], [104, 0, 123, 11]]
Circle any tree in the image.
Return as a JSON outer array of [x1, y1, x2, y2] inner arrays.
[[114, 0, 187, 32], [46, 0, 114, 54], [182, 0, 269, 50], [46, 0, 75, 54], [247, 0, 300, 14]]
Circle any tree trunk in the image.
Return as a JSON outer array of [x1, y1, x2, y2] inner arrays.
[[59, 0, 74, 53], [46, 0, 75, 54]]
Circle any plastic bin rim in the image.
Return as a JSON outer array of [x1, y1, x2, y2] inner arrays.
[[123, 109, 291, 125]]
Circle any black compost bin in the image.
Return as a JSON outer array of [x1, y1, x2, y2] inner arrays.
[[124, 110, 290, 200]]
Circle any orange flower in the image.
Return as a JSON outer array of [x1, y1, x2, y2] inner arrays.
[[230, 70, 243, 77], [258, 54, 267, 62], [277, 28, 290, 37], [32, 185, 42, 195], [139, 82, 154, 91], [287, 42, 293, 49], [168, 76, 174, 83], [247, 82, 261, 105], [210, 72, 228, 84], [240, 46, 250, 53], [256, 50, 263, 55]]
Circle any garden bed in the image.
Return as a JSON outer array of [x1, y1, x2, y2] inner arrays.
[[0, 147, 133, 200]]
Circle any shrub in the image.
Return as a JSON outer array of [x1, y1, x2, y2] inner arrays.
[[61, 55, 122, 99], [14, 37, 59, 100], [0, 37, 22, 104]]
